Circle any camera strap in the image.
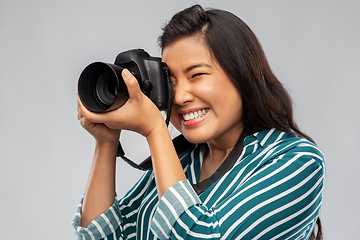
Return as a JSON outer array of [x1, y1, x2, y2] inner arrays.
[[163, 65, 173, 126], [117, 134, 193, 171]]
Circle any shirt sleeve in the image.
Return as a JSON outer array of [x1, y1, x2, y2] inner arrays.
[[151, 142, 325, 239], [72, 170, 154, 240], [72, 196, 123, 240]]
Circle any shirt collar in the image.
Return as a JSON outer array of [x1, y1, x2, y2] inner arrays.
[[243, 128, 295, 148]]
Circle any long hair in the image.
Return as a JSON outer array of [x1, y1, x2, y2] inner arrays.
[[159, 4, 322, 239]]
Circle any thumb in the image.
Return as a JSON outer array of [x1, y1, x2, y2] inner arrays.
[[122, 69, 141, 99]]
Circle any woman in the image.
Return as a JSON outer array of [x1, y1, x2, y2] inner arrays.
[[74, 5, 324, 240]]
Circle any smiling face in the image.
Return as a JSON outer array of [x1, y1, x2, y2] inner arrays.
[[162, 36, 244, 146]]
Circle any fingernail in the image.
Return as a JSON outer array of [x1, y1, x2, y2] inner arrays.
[[122, 69, 131, 79]]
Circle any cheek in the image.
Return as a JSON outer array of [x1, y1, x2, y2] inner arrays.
[[197, 76, 231, 98], [214, 80, 243, 117], [228, 92, 243, 124], [196, 81, 215, 95]]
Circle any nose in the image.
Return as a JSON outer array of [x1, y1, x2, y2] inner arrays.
[[173, 79, 195, 106]]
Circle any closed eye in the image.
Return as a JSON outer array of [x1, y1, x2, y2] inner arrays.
[[191, 73, 206, 79]]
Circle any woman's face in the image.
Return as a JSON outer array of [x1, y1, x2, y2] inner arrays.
[[162, 36, 244, 145]]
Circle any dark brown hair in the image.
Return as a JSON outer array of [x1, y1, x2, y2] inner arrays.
[[159, 4, 322, 239]]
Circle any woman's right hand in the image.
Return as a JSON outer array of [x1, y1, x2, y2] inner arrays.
[[77, 96, 121, 144]]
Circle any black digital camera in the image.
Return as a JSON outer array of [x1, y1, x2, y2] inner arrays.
[[78, 49, 171, 113]]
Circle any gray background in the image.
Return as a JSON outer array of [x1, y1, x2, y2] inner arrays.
[[1, 0, 359, 239]]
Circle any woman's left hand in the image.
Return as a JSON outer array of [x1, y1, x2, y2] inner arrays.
[[78, 69, 166, 137]]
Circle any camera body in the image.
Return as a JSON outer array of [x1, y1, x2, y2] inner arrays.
[[78, 49, 170, 113]]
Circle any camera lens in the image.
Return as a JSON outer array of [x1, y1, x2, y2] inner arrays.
[[95, 71, 119, 106], [78, 62, 128, 113]]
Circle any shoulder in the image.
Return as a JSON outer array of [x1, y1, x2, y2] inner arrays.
[[279, 132, 324, 166], [249, 128, 325, 167]]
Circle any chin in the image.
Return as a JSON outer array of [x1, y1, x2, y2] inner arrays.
[[181, 132, 210, 144], [171, 120, 212, 144]]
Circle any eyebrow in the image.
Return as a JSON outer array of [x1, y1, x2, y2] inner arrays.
[[169, 63, 212, 78], [185, 63, 212, 74]]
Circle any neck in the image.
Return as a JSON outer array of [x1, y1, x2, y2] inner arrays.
[[205, 127, 244, 164]]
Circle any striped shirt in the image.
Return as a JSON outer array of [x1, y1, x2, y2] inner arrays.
[[72, 128, 325, 239]]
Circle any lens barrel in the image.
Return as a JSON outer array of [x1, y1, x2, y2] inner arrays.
[[78, 62, 129, 112]]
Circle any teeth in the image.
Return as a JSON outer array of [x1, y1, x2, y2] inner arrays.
[[183, 109, 208, 121]]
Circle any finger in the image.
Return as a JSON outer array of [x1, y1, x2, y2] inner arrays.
[[77, 95, 105, 123], [77, 96, 83, 121], [77, 111, 82, 121], [122, 69, 142, 100], [77, 95, 88, 117]]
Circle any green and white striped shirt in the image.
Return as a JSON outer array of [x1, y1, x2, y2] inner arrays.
[[73, 128, 325, 239]]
